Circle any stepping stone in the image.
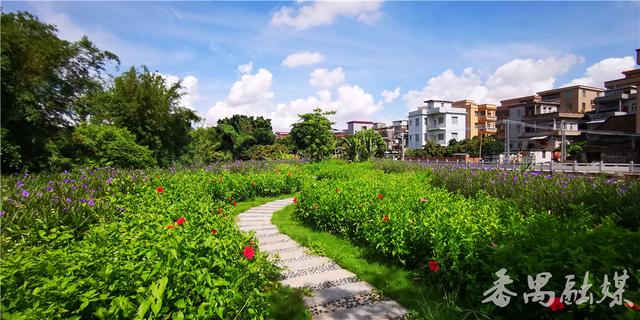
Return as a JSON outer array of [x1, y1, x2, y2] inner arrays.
[[314, 300, 406, 320], [257, 234, 292, 245], [279, 256, 334, 272], [304, 281, 375, 306], [282, 269, 356, 288], [260, 240, 300, 252]]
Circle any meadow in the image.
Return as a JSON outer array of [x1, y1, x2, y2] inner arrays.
[[1, 160, 638, 319]]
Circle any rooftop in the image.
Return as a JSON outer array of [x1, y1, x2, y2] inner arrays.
[[537, 84, 605, 95], [424, 99, 453, 104], [346, 120, 374, 124]]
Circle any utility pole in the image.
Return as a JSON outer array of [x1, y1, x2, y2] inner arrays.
[[478, 132, 483, 161], [504, 119, 510, 163], [560, 120, 566, 161]]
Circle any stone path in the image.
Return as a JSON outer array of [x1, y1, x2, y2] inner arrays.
[[237, 198, 407, 320]]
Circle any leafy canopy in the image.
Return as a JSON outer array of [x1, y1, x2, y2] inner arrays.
[[290, 108, 337, 161]]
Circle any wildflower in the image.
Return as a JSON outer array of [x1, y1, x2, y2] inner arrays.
[[211, 229, 218, 235], [72, 185, 77, 190], [243, 246, 255, 260], [217, 208, 223, 215], [82, 184, 88, 190], [106, 177, 113, 184], [336, 188, 341, 193], [65, 197, 72, 204], [383, 215, 390, 222], [168, 224, 174, 229], [419, 197, 428, 203], [377, 193, 384, 200], [21, 190, 30, 198], [156, 186, 165, 193], [428, 260, 440, 272], [176, 216, 186, 225], [0, 211, 5, 218], [233, 201, 237, 207], [293, 197, 297, 204], [47, 186, 53, 192], [549, 297, 565, 312], [88, 200, 95, 207], [512, 176, 518, 184], [624, 301, 640, 311]]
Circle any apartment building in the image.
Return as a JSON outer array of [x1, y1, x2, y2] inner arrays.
[[453, 100, 497, 139], [375, 120, 408, 153], [498, 95, 559, 154], [537, 85, 604, 113], [346, 121, 374, 135], [407, 100, 466, 148], [601, 50, 640, 134]]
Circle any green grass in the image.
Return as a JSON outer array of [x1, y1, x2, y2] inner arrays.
[[272, 205, 468, 320]]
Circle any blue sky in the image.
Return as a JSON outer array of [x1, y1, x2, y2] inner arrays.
[[3, 1, 639, 130]]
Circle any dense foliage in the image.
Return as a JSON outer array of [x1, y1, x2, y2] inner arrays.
[[294, 161, 640, 319], [1, 11, 119, 171], [340, 129, 386, 162], [1, 163, 306, 319], [407, 134, 504, 158], [289, 108, 336, 161]]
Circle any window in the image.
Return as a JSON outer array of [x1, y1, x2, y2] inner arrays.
[[424, 133, 428, 141], [452, 132, 458, 140], [542, 151, 547, 158], [415, 134, 419, 141], [440, 102, 444, 107], [424, 117, 428, 125], [362, 126, 367, 130], [409, 135, 412, 141], [582, 89, 586, 98], [452, 116, 458, 125], [438, 133, 445, 141], [415, 120, 419, 127], [438, 117, 444, 124], [475, 111, 479, 117]]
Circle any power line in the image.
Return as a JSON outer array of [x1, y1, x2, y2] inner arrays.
[[502, 119, 640, 137]]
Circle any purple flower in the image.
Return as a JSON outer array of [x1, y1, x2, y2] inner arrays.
[[65, 197, 72, 203], [0, 211, 5, 217], [82, 184, 88, 190], [63, 170, 69, 174], [513, 176, 518, 184], [21, 190, 29, 197], [90, 189, 96, 194], [72, 185, 77, 190], [619, 186, 627, 194], [47, 186, 53, 192], [88, 200, 95, 206], [106, 177, 113, 184], [23, 172, 29, 177], [16, 180, 24, 188], [80, 198, 87, 203]]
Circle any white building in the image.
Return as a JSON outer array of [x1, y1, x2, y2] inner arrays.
[[346, 121, 374, 135], [407, 100, 466, 149]]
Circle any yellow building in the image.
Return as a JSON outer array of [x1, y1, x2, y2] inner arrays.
[[453, 100, 497, 139]]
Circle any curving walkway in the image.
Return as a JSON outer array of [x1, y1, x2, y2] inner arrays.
[[236, 198, 407, 320]]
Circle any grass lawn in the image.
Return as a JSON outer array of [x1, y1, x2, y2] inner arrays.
[[271, 204, 469, 320]]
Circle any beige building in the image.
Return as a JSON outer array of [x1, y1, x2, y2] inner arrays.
[[537, 85, 604, 113], [453, 100, 497, 139]]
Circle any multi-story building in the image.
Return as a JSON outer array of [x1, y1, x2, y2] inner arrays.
[[537, 85, 604, 113], [407, 100, 466, 148], [375, 120, 408, 153], [346, 121, 374, 135], [453, 100, 497, 139], [498, 95, 558, 153], [584, 86, 637, 129], [520, 112, 583, 162], [600, 50, 640, 134]]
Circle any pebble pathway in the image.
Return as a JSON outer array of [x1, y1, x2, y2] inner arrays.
[[236, 198, 407, 320]]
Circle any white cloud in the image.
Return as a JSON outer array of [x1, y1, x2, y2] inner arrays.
[[205, 65, 382, 131], [160, 74, 200, 111], [206, 68, 274, 125], [309, 67, 346, 89], [271, 0, 383, 30], [238, 61, 253, 74], [381, 87, 401, 103], [566, 56, 635, 87], [403, 54, 583, 109], [282, 51, 325, 67]]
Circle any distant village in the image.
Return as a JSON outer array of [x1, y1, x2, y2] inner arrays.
[[277, 49, 640, 164]]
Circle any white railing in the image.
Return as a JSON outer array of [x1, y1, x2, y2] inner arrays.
[[405, 159, 640, 174]]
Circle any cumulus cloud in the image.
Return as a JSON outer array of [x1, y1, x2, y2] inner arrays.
[[237, 62, 253, 74], [205, 65, 383, 131], [271, 0, 383, 30], [565, 56, 635, 87], [160, 74, 200, 110], [282, 51, 325, 67], [403, 54, 583, 109], [381, 87, 401, 103], [206, 68, 274, 125], [309, 67, 346, 89]]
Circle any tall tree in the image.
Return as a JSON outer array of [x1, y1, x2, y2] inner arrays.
[[1, 11, 119, 170], [89, 66, 200, 165], [341, 129, 386, 162], [290, 108, 336, 161], [216, 115, 276, 160]]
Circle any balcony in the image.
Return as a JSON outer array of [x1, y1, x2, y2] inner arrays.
[[478, 115, 497, 122]]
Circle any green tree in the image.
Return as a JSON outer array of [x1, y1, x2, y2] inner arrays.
[[180, 127, 231, 165], [290, 108, 336, 161], [89, 66, 200, 165], [341, 129, 387, 162], [215, 115, 276, 159], [1, 11, 119, 170]]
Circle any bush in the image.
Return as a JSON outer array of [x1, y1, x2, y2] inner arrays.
[[70, 124, 156, 168], [248, 144, 291, 160]]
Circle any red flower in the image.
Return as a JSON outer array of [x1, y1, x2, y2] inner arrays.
[[549, 297, 565, 312], [420, 197, 428, 203], [243, 246, 255, 260], [625, 301, 640, 311], [428, 260, 440, 272], [156, 186, 165, 193], [336, 188, 341, 193], [377, 193, 384, 200], [383, 215, 390, 222], [293, 197, 297, 204], [217, 208, 223, 215], [176, 216, 186, 225], [211, 229, 218, 235], [233, 201, 237, 207], [167, 224, 174, 229], [228, 196, 233, 202], [287, 172, 292, 177]]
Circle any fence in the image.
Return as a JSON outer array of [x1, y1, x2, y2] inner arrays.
[[404, 158, 640, 174]]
